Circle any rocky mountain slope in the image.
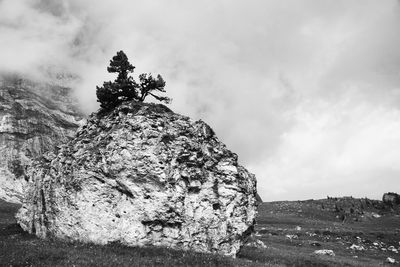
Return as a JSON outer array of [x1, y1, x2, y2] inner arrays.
[[0, 74, 84, 203], [17, 101, 258, 256]]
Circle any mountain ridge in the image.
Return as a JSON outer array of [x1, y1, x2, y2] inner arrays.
[[0, 74, 84, 203]]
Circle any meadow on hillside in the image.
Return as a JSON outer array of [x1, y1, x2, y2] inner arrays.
[[1, 198, 399, 266]]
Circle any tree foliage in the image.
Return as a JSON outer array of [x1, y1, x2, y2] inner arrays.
[[96, 51, 171, 109]]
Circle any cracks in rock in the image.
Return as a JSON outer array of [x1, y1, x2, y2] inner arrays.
[[92, 174, 105, 184], [212, 203, 221, 210], [40, 189, 46, 214], [188, 187, 201, 194], [142, 219, 182, 229], [40, 189, 50, 228], [160, 134, 175, 146], [115, 180, 134, 198], [134, 173, 165, 188]]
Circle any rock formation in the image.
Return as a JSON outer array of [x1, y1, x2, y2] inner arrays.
[[0, 74, 84, 203], [17, 101, 258, 256], [383, 192, 400, 206]]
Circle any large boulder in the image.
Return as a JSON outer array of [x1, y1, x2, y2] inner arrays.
[[383, 192, 400, 206], [17, 101, 258, 256]]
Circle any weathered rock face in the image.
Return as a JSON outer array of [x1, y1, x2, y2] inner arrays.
[[0, 74, 84, 203], [17, 101, 258, 256]]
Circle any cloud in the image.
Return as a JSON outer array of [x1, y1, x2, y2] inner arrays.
[[1, 0, 400, 201], [0, 0, 81, 77], [255, 92, 400, 201]]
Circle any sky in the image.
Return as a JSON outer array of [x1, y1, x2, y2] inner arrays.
[[1, 0, 400, 201]]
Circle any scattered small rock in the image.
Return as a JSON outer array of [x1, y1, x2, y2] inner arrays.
[[350, 244, 366, 251], [306, 232, 317, 237], [386, 257, 397, 264], [388, 246, 398, 253], [285, 234, 298, 240], [246, 239, 267, 249], [310, 242, 321, 247], [314, 249, 335, 256]]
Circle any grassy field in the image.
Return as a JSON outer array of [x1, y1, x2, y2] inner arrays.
[[1, 198, 399, 266], [241, 198, 400, 266]]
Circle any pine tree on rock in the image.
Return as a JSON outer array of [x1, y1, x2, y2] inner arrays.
[[138, 73, 170, 103], [96, 50, 171, 110]]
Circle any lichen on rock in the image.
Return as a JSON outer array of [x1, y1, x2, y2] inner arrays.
[[17, 101, 258, 256]]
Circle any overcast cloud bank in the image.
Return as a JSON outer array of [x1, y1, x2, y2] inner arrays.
[[1, 0, 400, 201]]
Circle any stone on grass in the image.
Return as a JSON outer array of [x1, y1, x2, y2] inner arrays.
[[310, 242, 321, 247], [314, 249, 335, 256], [349, 244, 366, 251], [246, 239, 267, 249], [16, 102, 258, 257], [285, 234, 298, 240], [372, 213, 381, 218], [386, 257, 397, 264]]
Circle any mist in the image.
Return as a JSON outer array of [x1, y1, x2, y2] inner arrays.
[[1, 0, 400, 201]]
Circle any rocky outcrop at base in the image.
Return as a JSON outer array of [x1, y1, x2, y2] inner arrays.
[[17, 101, 258, 257], [382, 192, 400, 206], [0, 74, 84, 203]]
